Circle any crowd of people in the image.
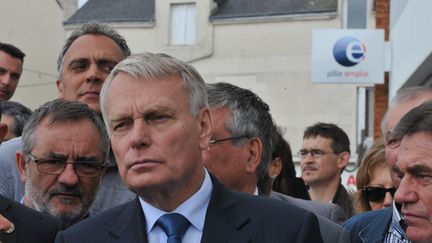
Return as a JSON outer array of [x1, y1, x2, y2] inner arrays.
[[0, 21, 431, 243]]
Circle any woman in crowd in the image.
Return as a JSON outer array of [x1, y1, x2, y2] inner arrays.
[[269, 127, 310, 200], [355, 137, 395, 213]]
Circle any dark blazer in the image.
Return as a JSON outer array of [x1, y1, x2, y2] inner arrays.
[[0, 195, 60, 243], [343, 207, 392, 243], [269, 191, 350, 243], [270, 191, 347, 224], [55, 177, 323, 243]]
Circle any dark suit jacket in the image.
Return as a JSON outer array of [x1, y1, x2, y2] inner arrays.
[[55, 177, 323, 243], [269, 191, 350, 243], [270, 191, 346, 224], [0, 195, 60, 243]]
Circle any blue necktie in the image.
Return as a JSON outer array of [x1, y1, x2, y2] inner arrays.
[[156, 213, 190, 243]]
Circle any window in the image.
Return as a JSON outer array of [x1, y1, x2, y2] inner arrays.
[[78, 0, 88, 8], [170, 3, 196, 46]]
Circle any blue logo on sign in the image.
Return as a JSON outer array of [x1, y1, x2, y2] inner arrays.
[[333, 37, 366, 67]]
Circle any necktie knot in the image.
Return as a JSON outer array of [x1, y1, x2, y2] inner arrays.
[[156, 213, 190, 243]]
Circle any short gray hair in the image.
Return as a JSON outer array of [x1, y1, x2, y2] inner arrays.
[[381, 86, 432, 134], [22, 99, 110, 162], [100, 52, 208, 130], [206, 82, 275, 190], [57, 22, 131, 77]]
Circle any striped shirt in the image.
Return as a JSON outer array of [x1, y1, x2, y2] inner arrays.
[[384, 202, 410, 243]]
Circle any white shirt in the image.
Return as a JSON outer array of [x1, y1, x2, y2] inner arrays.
[[140, 169, 213, 243]]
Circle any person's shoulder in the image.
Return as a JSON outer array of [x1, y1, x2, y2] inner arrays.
[[0, 196, 60, 237], [0, 136, 22, 160], [72, 198, 136, 229], [56, 198, 140, 242], [343, 207, 392, 229], [269, 191, 347, 223], [0, 136, 22, 151], [221, 185, 311, 219]]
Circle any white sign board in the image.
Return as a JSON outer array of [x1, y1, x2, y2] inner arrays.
[[312, 29, 385, 84]]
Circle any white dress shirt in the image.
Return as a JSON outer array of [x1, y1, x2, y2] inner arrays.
[[140, 169, 213, 243]]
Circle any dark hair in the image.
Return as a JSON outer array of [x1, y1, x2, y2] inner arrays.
[[22, 99, 110, 162], [392, 101, 432, 140], [271, 126, 310, 199], [303, 122, 350, 154], [0, 42, 25, 62], [57, 22, 130, 76], [0, 101, 32, 137]]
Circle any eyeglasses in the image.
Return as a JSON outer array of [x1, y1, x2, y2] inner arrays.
[[208, 135, 250, 148], [363, 187, 396, 202], [26, 152, 106, 178], [297, 149, 337, 159]]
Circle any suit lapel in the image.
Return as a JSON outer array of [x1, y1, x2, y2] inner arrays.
[[0, 196, 17, 243], [108, 197, 148, 243], [0, 195, 11, 212], [201, 177, 252, 243]]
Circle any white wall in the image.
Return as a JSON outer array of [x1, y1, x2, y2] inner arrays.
[[390, 0, 432, 98], [0, 1, 64, 109]]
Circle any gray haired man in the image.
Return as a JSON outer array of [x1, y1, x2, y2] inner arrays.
[[16, 99, 108, 229]]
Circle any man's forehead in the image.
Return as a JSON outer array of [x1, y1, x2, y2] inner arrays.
[[398, 132, 432, 163], [386, 95, 432, 132], [63, 34, 123, 63], [0, 50, 23, 70]]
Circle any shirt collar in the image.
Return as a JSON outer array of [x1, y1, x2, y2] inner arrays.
[[139, 169, 213, 234]]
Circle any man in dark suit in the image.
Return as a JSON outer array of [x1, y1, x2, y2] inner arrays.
[[0, 194, 59, 243], [55, 52, 322, 243], [203, 82, 349, 243]]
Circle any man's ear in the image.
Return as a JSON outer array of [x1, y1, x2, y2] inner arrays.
[[268, 157, 282, 178], [0, 124, 7, 143], [337, 151, 350, 170], [246, 138, 263, 174], [16, 152, 28, 183], [56, 79, 64, 97], [198, 108, 213, 150]]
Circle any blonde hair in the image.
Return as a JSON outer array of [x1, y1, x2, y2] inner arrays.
[[354, 137, 386, 213]]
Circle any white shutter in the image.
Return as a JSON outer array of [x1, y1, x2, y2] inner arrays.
[[170, 3, 196, 45]]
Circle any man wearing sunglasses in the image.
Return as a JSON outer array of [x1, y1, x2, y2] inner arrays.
[[344, 87, 432, 243], [15, 99, 108, 229], [300, 122, 354, 218]]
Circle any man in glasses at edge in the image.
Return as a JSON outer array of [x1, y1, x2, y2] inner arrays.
[[299, 122, 354, 218], [344, 86, 432, 243]]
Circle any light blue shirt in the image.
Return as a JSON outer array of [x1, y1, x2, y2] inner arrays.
[[140, 169, 213, 243]]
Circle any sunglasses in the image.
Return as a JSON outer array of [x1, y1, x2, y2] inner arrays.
[[363, 187, 396, 202]]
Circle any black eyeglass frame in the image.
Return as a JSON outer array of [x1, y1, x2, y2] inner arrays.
[[363, 186, 396, 202], [297, 149, 338, 159], [208, 135, 250, 148], [25, 152, 106, 178]]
